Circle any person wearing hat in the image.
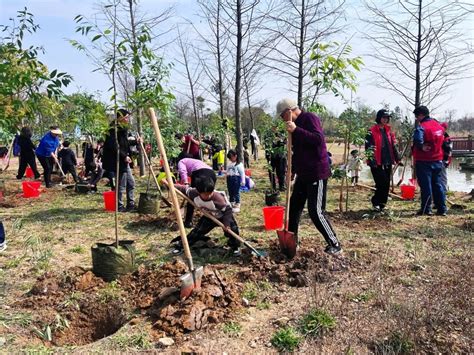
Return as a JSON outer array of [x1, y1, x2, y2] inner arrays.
[[412, 105, 446, 216], [35, 126, 62, 188], [277, 98, 341, 255], [365, 109, 401, 211], [102, 109, 136, 212]]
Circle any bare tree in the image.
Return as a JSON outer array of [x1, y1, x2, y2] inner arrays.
[[364, 0, 474, 108], [194, 0, 234, 167], [264, 0, 345, 106], [176, 28, 203, 140], [220, 0, 277, 161]]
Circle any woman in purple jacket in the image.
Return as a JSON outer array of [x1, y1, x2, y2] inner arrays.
[[177, 157, 214, 227], [277, 98, 341, 255]]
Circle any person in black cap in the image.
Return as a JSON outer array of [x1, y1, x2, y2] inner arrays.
[[412, 105, 446, 216], [365, 109, 401, 211], [102, 109, 136, 212]]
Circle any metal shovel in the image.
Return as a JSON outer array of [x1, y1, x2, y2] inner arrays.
[[277, 132, 297, 259], [148, 108, 203, 299]]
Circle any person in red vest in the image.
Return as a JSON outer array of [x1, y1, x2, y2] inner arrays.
[[365, 109, 401, 211], [412, 106, 446, 216]]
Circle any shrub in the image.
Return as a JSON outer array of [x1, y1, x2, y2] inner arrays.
[[300, 308, 336, 337], [271, 327, 301, 352]]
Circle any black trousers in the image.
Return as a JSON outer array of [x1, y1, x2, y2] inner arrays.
[[62, 164, 79, 183], [269, 156, 286, 191], [37, 156, 54, 187], [17, 154, 40, 179], [370, 165, 392, 208], [187, 216, 240, 249], [288, 178, 339, 248]]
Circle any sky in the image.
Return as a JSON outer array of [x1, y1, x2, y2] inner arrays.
[[1, 0, 473, 121]]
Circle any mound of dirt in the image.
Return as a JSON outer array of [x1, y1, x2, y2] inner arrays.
[[237, 242, 351, 287], [15, 243, 352, 347], [15, 261, 242, 345]]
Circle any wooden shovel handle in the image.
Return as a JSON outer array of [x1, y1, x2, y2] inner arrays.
[[2, 136, 16, 172], [147, 108, 194, 272], [357, 182, 404, 200], [137, 135, 171, 208], [284, 132, 292, 229], [137, 135, 161, 193]]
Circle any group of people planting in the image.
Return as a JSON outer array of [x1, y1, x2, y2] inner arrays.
[[4, 100, 451, 257]]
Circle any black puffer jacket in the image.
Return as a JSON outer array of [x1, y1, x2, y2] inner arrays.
[[18, 135, 36, 158], [101, 123, 130, 173]]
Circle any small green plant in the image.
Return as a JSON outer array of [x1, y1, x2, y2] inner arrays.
[[53, 314, 69, 333], [373, 332, 414, 354], [242, 282, 259, 301], [222, 321, 242, 337], [349, 291, 375, 303], [61, 292, 83, 310], [32, 324, 52, 342], [134, 250, 148, 264], [4, 257, 23, 269], [98, 281, 122, 303], [300, 308, 336, 337], [112, 332, 152, 350], [23, 345, 54, 355], [69, 245, 85, 254], [0, 312, 33, 328], [256, 301, 271, 310], [271, 327, 301, 352]]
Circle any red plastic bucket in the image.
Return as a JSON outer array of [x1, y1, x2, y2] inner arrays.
[[400, 184, 415, 200], [22, 181, 41, 198], [262, 206, 285, 230], [25, 167, 34, 178], [103, 191, 116, 211]]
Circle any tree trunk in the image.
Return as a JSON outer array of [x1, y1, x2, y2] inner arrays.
[[245, 78, 255, 131], [128, 0, 145, 176], [297, 0, 305, 107], [215, 0, 228, 169], [415, 0, 422, 108], [234, 0, 244, 162]]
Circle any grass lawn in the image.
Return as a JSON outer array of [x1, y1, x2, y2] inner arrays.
[[0, 154, 472, 353]]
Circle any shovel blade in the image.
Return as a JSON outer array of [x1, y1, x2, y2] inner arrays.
[[179, 266, 204, 300], [277, 230, 297, 259]]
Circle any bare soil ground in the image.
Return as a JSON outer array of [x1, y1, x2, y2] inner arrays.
[[0, 155, 472, 354]]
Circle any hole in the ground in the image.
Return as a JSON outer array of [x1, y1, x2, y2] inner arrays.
[[54, 302, 128, 346]]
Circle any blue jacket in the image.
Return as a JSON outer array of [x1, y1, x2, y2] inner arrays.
[[35, 132, 60, 158]]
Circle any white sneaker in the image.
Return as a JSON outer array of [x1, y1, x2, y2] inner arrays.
[[232, 203, 241, 213], [0, 242, 6, 252]]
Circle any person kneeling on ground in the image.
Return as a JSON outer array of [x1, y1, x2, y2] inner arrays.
[[172, 173, 241, 256]]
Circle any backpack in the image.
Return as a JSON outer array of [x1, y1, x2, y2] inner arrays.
[[13, 135, 21, 157]]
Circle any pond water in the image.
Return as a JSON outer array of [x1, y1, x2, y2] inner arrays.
[[359, 158, 474, 192]]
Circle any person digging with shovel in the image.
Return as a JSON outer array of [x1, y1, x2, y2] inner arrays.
[[35, 127, 62, 188], [170, 172, 242, 257], [277, 98, 342, 255]]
